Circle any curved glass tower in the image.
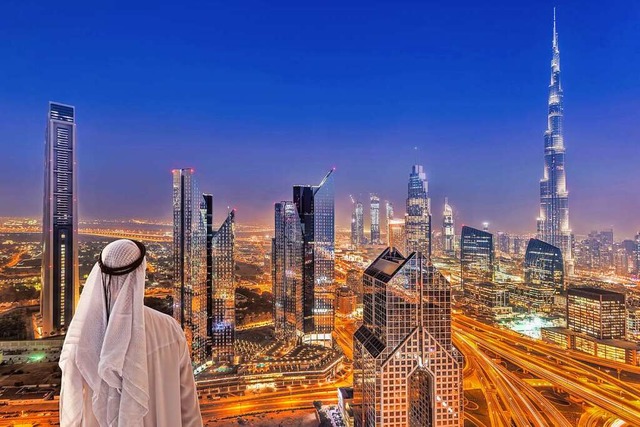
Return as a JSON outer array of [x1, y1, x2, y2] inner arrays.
[[537, 9, 574, 275]]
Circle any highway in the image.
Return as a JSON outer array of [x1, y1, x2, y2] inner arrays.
[[454, 315, 640, 425]]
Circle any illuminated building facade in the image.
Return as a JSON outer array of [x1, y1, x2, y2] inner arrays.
[[405, 165, 431, 257], [347, 268, 363, 309], [542, 287, 638, 364], [353, 248, 463, 427], [460, 226, 494, 288], [536, 9, 574, 276], [524, 238, 564, 292], [273, 201, 304, 343], [370, 194, 380, 244], [387, 218, 406, 255], [636, 232, 640, 274], [567, 287, 625, 340], [173, 168, 207, 366], [385, 201, 394, 245], [41, 102, 79, 336], [351, 198, 365, 248], [443, 198, 455, 255], [293, 169, 335, 346], [210, 209, 236, 361]]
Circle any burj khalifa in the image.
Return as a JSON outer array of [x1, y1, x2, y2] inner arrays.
[[537, 9, 574, 276]]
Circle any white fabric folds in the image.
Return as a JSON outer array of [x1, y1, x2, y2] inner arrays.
[[60, 239, 149, 427]]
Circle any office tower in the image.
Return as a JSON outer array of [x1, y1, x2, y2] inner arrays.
[[369, 194, 380, 244], [567, 288, 626, 340], [351, 197, 365, 248], [405, 165, 431, 257], [292, 169, 335, 346], [460, 226, 494, 288], [387, 218, 406, 255], [536, 9, 574, 276], [272, 201, 304, 343], [211, 209, 236, 361], [173, 168, 207, 366], [497, 232, 511, 254], [443, 198, 455, 255], [524, 238, 564, 291], [384, 201, 394, 245], [41, 102, 79, 336], [346, 268, 363, 309], [636, 232, 640, 274], [353, 248, 463, 427]]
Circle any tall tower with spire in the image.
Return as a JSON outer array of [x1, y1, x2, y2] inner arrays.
[[537, 8, 574, 276]]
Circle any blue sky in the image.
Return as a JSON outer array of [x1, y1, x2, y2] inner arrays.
[[1, 0, 638, 237]]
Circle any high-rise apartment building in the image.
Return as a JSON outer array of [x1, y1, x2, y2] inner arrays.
[[272, 170, 335, 346], [353, 248, 463, 427], [460, 226, 494, 288], [273, 201, 304, 343], [384, 201, 394, 245], [387, 218, 406, 255], [351, 198, 365, 248], [210, 209, 236, 361], [173, 168, 207, 366], [443, 198, 455, 256], [370, 194, 380, 244], [536, 9, 574, 275], [41, 102, 79, 336], [405, 165, 431, 257]]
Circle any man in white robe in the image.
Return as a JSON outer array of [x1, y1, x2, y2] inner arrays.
[[59, 239, 202, 426]]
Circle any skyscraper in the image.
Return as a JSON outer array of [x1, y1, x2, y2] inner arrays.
[[387, 218, 406, 255], [384, 200, 394, 245], [353, 248, 463, 427], [537, 9, 574, 276], [460, 226, 494, 288], [524, 238, 564, 291], [211, 209, 236, 361], [369, 194, 380, 244], [273, 202, 304, 343], [351, 197, 365, 248], [289, 169, 336, 346], [41, 102, 79, 336], [405, 165, 431, 257], [173, 168, 207, 366], [443, 197, 455, 256]]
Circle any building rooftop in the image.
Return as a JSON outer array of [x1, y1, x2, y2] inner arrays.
[[568, 287, 624, 298]]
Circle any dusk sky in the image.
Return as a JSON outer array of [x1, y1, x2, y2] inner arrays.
[[1, 1, 638, 238]]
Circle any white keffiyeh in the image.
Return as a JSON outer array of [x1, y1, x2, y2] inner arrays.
[[60, 239, 149, 426]]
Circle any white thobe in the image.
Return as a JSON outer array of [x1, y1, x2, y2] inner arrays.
[[72, 308, 202, 426]]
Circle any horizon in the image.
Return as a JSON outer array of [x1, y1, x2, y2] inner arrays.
[[1, 1, 639, 238]]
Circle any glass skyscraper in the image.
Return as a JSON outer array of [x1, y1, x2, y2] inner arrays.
[[273, 202, 304, 343], [384, 200, 394, 245], [536, 9, 574, 276], [443, 197, 455, 256], [272, 169, 335, 346], [351, 198, 365, 248], [460, 226, 494, 288], [211, 209, 236, 361], [387, 218, 406, 256], [405, 165, 431, 258], [353, 248, 463, 427], [524, 238, 564, 291], [41, 102, 79, 336], [173, 168, 207, 366], [369, 194, 380, 244]]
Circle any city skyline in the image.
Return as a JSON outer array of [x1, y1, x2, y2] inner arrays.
[[1, 2, 639, 237]]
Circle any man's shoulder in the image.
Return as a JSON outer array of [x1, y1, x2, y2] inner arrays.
[[144, 307, 186, 346]]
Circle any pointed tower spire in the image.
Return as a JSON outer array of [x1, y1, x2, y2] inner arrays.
[[552, 7, 558, 51]]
